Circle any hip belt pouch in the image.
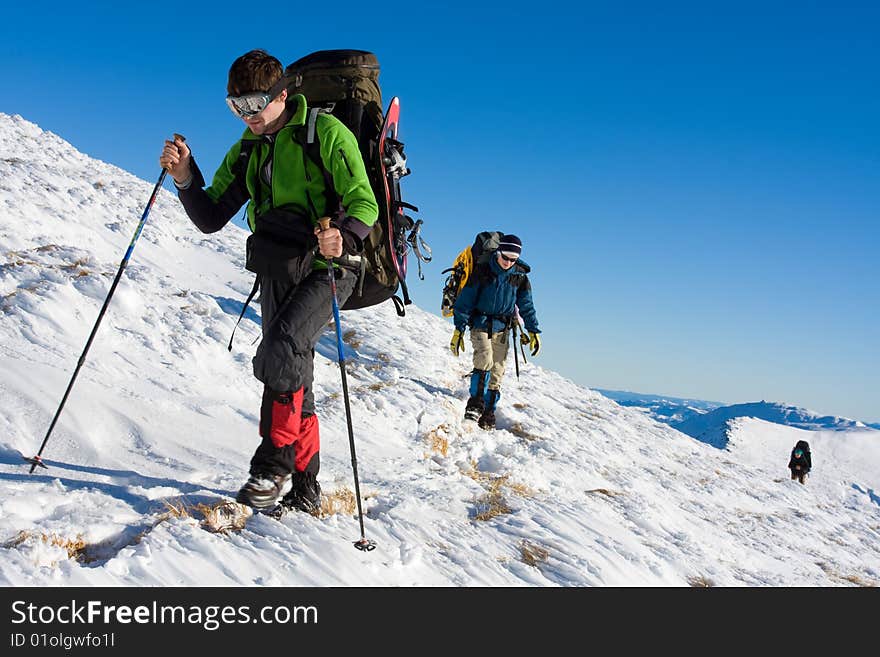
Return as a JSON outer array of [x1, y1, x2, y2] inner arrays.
[[246, 209, 317, 284]]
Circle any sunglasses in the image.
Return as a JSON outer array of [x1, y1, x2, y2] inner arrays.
[[498, 252, 519, 263], [225, 77, 289, 118]]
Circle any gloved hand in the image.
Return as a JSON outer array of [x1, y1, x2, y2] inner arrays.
[[521, 331, 541, 356], [450, 329, 465, 357]]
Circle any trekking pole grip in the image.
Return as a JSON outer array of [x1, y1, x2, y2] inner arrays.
[[165, 134, 187, 177]]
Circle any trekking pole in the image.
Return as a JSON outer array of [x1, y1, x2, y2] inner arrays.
[[511, 318, 520, 379], [515, 307, 528, 368], [317, 218, 376, 552], [24, 135, 184, 474]]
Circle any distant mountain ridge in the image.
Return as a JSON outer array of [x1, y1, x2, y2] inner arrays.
[[599, 390, 878, 445], [596, 389, 722, 426], [673, 401, 873, 447]]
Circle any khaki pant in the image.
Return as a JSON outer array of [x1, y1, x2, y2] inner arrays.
[[470, 329, 510, 391]]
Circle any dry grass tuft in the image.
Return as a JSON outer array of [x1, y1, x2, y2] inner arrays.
[[60, 257, 93, 277], [506, 480, 536, 497], [464, 461, 535, 498], [365, 352, 393, 372], [512, 402, 528, 410], [688, 574, 715, 587], [158, 499, 255, 534], [196, 501, 252, 534], [520, 540, 550, 567], [425, 424, 450, 457], [3, 530, 89, 561], [506, 422, 543, 442], [816, 561, 877, 587], [2, 530, 32, 549], [342, 329, 361, 349], [162, 499, 193, 519], [466, 461, 536, 521], [46, 534, 88, 560], [319, 487, 358, 517], [464, 460, 492, 484], [586, 488, 621, 497], [474, 489, 512, 521]]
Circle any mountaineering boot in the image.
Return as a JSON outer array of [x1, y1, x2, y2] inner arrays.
[[464, 395, 484, 421], [465, 369, 490, 421], [278, 470, 322, 514], [235, 472, 291, 510], [478, 389, 501, 430]]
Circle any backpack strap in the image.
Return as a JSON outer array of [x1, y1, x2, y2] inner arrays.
[[235, 139, 260, 215], [296, 108, 342, 221]]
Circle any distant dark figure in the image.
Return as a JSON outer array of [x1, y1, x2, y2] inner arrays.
[[788, 440, 812, 484]]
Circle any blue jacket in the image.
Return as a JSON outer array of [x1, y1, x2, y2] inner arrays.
[[453, 255, 540, 334]]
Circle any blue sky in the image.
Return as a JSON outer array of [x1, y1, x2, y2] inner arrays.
[[1, 1, 877, 421]]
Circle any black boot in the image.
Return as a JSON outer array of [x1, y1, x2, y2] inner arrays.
[[278, 470, 322, 514], [478, 409, 496, 430], [478, 389, 500, 430], [236, 472, 291, 510], [464, 395, 484, 421]]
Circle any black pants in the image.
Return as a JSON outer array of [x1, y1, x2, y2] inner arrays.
[[248, 267, 356, 476]]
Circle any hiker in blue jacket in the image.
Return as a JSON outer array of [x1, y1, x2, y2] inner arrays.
[[449, 234, 541, 429]]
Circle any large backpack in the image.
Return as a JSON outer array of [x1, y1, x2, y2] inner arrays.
[[791, 440, 812, 468], [284, 49, 424, 315], [440, 231, 504, 317]]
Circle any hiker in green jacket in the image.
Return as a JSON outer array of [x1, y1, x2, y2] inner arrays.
[[160, 49, 378, 514]]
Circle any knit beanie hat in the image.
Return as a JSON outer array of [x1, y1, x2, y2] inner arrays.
[[498, 234, 522, 256]]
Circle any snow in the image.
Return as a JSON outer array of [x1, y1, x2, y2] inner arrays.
[[1, 113, 878, 586]]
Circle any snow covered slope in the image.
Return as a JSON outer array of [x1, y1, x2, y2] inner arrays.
[[1, 113, 878, 586]]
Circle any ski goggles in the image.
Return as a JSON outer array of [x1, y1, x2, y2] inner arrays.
[[226, 92, 273, 118], [498, 252, 520, 263], [225, 77, 289, 118]]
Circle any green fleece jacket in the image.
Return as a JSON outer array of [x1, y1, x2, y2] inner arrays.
[[178, 94, 378, 244]]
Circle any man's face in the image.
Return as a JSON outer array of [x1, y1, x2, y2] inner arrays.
[[496, 251, 519, 270], [242, 90, 287, 135]]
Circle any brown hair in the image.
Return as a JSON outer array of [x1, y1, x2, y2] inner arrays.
[[227, 49, 283, 96]]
